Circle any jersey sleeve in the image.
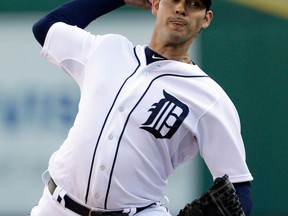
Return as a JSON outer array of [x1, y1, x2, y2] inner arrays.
[[196, 91, 253, 183], [40, 22, 103, 87]]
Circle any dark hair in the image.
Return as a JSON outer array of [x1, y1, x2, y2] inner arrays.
[[203, 0, 212, 11]]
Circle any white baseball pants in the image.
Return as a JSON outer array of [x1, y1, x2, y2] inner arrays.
[[29, 186, 171, 216]]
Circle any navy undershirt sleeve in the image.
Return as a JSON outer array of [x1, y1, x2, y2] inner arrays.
[[32, 0, 125, 46], [233, 181, 253, 215]]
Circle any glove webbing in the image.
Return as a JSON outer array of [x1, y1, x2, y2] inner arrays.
[[177, 175, 245, 216]]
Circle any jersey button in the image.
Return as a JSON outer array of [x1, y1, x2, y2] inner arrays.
[[119, 106, 124, 112], [144, 71, 150, 76], [108, 134, 113, 140], [95, 193, 100, 199], [100, 165, 105, 171]]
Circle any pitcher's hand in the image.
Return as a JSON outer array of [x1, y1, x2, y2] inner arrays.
[[124, 0, 152, 9]]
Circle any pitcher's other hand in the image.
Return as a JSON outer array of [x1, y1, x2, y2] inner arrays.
[[124, 0, 152, 9]]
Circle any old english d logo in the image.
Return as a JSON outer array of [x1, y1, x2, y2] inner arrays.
[[140, 90, 189, 139]]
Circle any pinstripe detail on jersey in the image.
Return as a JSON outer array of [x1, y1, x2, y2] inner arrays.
[[85, 47, 142, 205], [104, 70, 208, 207]]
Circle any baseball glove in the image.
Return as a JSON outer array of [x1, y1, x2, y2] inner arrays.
[[177, 175, 244, 216]]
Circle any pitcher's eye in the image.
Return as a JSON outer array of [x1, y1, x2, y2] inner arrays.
[[187, 0, 201, 8]]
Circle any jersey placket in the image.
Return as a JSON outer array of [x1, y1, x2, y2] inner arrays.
[[86, 63, 158, 208]]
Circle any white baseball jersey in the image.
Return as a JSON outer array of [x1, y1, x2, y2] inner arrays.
[[41, 22, 253, 210]]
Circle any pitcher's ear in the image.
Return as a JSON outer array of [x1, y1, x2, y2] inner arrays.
[[152, 0, 160, 15], [202, 10, 213, 29]]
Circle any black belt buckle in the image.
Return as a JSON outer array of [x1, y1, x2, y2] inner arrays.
[[89, 210, 104, 216], [89, 210, 129, 216]]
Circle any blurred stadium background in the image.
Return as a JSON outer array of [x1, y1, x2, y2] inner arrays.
[[0, 0, 287, 215]]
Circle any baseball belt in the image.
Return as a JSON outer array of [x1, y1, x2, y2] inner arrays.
[[48, 178, 153, 216]]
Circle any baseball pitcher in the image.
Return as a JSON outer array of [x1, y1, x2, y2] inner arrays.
[[30, 0, 253, 215]]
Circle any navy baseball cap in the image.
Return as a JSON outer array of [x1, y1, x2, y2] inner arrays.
[[202, 0, 212, 10]]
